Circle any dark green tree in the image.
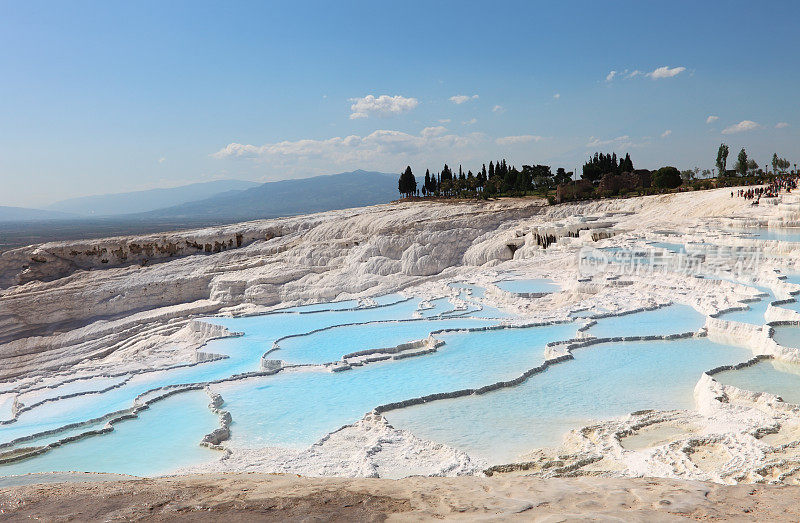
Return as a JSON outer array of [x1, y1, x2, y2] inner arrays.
[[554, 167, 571, 185], [621, 153, 634, 172], [716, 143, 729, 177], [736, 148, 748, 176], [582, 153, 604, 183], [476, 166, 487, 188], [398, 166, 417, 197], [652, 166, 682, 188], [441, 164, 453, 182]]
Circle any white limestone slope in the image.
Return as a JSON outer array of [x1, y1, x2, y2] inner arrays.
[[7, 187, 800, 483]]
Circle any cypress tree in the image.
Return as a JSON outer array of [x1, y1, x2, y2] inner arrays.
[[621, 153, 633, 172], [398, 166, 416, 197]]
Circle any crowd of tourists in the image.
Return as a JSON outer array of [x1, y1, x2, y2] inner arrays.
[[731, 175, 798, 201]]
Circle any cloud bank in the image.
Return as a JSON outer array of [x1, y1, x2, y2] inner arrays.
[[213, 128, 485, 167], [721, 120, 761, 134], [449, 94, 479, 104], [349, 95, 419, 119], [647, 66, 686, 79], [495, 135, 543, 145], [586, 135, 631, 148], [606, 66, 686, 82]]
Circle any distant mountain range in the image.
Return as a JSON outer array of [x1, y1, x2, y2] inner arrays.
[[46, 179, 261, 216], [138, 170, 398, 221], [1, 170, 399, 226], [0, 206, 77, 222]]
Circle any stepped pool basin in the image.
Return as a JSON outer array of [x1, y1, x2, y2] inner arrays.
[[0, 390, 219, 477], [715, 360, 800, 406], [385, 338, 752, 463], [648, 241, 686, 253], [737, 227, 800, 243], [716, 286, 774, 326], [771, 325, 800, 349], [495, 278, 559, 295], [0, 281, 766, 478], [586, 304, 706, 338], [217, 322, 579, 449]]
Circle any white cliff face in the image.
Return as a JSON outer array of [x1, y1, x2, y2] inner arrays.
[[0, 190, 773, 380], [0, 200, 545, 379], [7, 187, 800, 483]]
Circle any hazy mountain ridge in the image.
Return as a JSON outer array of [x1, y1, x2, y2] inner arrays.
[[0, 206, 77, 222], [137, 170, 398, 221], [46, 179, 261, 216], [0, 171, 399, 250]]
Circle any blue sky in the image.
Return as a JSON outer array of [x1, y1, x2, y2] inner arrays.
[[1, 0, 798, 207]]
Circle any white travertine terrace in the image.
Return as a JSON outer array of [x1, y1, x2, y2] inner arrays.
[[6, 188, 800, 482]]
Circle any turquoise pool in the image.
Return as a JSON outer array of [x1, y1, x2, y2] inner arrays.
[[715, 360, 800, 405], [386, 338, 752, 462]]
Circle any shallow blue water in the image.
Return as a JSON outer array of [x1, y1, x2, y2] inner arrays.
[[586, 304, 706, 338], [0, 297, 448, 446], [19, 375, 130, 406], [771, 325, 800, 348], [0, 286, 761, 477], [282, 299, 360, 313], [450, 283, 486, 299], [715, 360, 800, 405], [0, 390, 219, 477], [495, 279, 559, 294], [737, 228, 800, 243], [276, 317, 498, 364], [220, 323, 578, 448], [649, 241, 685, 253], [776, 299, 800, 314], [717, 286, 773, 325], [386, 338, 752, 462], [418, 297, 457, 317]]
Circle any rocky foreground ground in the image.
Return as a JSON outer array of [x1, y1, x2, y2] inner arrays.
[[2, 473, 800, 521]]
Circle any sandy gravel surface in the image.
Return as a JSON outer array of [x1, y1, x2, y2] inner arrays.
[[2, 472, 800, 521]]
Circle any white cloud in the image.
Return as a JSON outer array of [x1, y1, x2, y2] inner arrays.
[[492, 105, 505, 114], [420, 126, 448, 137], [661, 130, 672, 138], [626, 70, 643, 79], [776, 122, 790, 129], [348, 94, 419, 119], [449, 94, 479, 104], [438, 118, 451, 124], [496, 135, 544, 145], [213, 128, 485, 166], [605, 70, 617, 82], [647, 66, 686, 79], [706, 115, 719, 124], [553, 93, 560, 100], [721, 120, 761, 134], [462, 118, 478, 126], [585, 135, 630, 148]]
